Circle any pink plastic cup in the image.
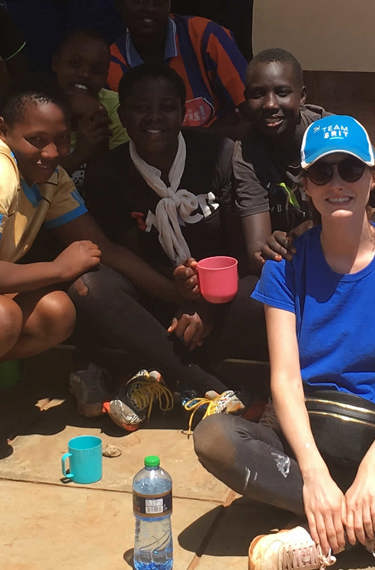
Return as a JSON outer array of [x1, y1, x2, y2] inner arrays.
[[197, 256, 238, 304]]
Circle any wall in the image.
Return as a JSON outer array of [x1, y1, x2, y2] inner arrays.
[[253, 0, 375, 72], [252, 0, 375, 137]]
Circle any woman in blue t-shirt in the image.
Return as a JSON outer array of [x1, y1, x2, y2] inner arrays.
[[194, 115, 375, 569]]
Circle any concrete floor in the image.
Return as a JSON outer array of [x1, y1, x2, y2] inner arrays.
[[0, 349, 373, 569]]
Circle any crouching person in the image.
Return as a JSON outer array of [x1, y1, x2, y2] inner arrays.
[[0, 87, 100, 360]]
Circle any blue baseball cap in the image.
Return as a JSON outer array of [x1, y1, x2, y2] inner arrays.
[[301, 115, 375, 169]]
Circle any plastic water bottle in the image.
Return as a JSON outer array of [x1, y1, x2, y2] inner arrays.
[[133, 455, 173, 570]]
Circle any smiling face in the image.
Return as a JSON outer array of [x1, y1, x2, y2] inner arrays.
[[245, 60, 306, 140], [120, 0, 170, 45], [119, 76, 184, 164], [304, 152, 374, 220], [1, 101, 70, 185], [53, 34, 109, 97]]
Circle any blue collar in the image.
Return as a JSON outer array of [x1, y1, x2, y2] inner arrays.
[[11, 150, 59, 186], [125, 16, 177, 66]]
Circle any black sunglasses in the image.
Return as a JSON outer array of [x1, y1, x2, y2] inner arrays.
[[305, 157, 366, 185]]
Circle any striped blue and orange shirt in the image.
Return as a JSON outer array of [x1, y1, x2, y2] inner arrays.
[[108, 14, 247, 127]]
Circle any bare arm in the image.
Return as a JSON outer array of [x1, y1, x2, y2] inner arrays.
[[241, 214, 313, 271], [265, 305, 346, 554], [344, 440, 375, 546], [266, 305, 324, 469], [51, 213, 182, 304], [232, 138, 274, 274], [0, 240, 101, 293], [241, 212, 272, 275], [261, 221, 314, 263], [0, 260, 65, 293]]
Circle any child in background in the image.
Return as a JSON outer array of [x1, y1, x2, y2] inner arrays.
[[52, 29, 128, 188], [233, 48, 329, 273], [67, 91, 111, 188]]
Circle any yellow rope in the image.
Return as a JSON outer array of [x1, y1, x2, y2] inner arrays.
[[183, 395, 221, 435], [126, 371, 174, 421]]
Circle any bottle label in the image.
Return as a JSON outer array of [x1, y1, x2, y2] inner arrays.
[[133, 490, 172, 518]]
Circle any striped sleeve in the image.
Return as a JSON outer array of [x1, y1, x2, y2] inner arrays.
[[108, 40, 128, 91], [200, 20, 247, 108]]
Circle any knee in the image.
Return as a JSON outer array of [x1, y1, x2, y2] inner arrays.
[[35, 291, 76, 342], [68, 265, 138, 305], [0, 297, 23, 352], [193, 415, 230, 465]]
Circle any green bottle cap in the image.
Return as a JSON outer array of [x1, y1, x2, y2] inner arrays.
[[144, 455, 160, 468]]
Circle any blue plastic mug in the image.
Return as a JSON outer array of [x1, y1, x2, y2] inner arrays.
[[61, 435, 102, 484]]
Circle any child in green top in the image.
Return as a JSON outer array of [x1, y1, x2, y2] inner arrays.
[[52, 29, 129, 187]]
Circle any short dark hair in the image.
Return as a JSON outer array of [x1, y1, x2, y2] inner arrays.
[[1, 84, 70, 126], [118, 63, 186, 107], [246, 48, 303, 87], [54, 28, 110, 57]]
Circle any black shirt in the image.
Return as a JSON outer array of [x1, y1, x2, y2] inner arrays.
[[85, 130, 234, 273]]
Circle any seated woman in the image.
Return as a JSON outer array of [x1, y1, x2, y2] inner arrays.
[[77, 63, 267, 430], [193, 115, 375, 568]]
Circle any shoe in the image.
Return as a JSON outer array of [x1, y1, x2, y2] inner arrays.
[[248, 526, 336, 570], [104, 369, 174, 432], [183, 389, 245, 434], [69, 363, 113, 418], [176, 387, 199, 407]]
